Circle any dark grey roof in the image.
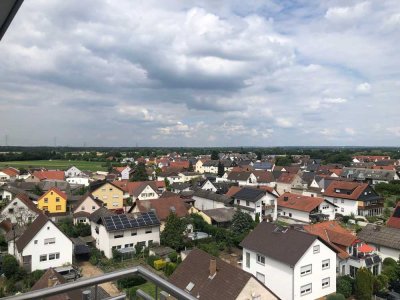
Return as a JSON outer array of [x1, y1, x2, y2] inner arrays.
[[341, 167, 397, 181], [227, 171, 252, 181], [357, 224, 400, 250], [240, 222, 335, 266], [89, 207, 115, 223], [232, 187, 264, 202], [102, 212, 160, 232], [202, 207, 235, 223], [1, 184, 39, 200], [192, 189, 232, 205], [0, 0, 23, 41], [253, 162, 273, 170], [171, 182, 191, 190]]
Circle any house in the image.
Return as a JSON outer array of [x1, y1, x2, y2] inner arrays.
[[323, 181, 384, 216], [387, 203, 400, 229], [304, 221, 382, 277], [232, 187, 278, 221], [241, 222, 337, 300], [90, 181, 124, 209], [90, 210, 160, 259], [0, 167, 19, 182], [7, 214, 73, 272], [66, 174, 90, 186], [30, 170, 65, 182], [37, 187, 67, 214], [199, 179, 218, 192], [169, 248, 278, 300], [203, 160, 236, 174], [252, 171, 275, 186], [222, 171, 257, 186], [352, 156, 391, 163], [64, 166, 82, 178], [253, 162, 273, 171], [340, 167, 399, 184], [72, 194, 103, 224], [170, 182, 191, 194], [0, 193, 40, 225], [192, 189, 232, 211], [275, 173, 304, 195], [357, 224, 400, 261], [198, 207, 236, 228], [130, 196, 188, 231], [113, 166, 131, 180], [195, 159, 207, 173], [277, 193, 336, 223], [112, 180, 160, 200]]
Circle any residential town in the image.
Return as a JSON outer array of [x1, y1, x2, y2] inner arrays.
[[0, 150, 399, 299]]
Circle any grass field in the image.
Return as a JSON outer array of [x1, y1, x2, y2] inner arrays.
[[0, 160, 107, 171]]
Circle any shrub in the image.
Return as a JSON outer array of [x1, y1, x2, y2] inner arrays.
[[164, 262, 177, 276], [2, 255, 20, 279], [326, 294, 346, 300], [337, 276, 353, 298], [355, 268, 373, 300], [147, 255, 160, 268], [127, 286, 139, 300], [374, 274, 389, 293], [154, 259, 166, 270], [168, 251, 178, 263], [89, 255, 98, 265], [117, 275, 147, 289]]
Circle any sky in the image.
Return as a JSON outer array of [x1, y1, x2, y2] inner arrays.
[[1, 0, 400, 147]]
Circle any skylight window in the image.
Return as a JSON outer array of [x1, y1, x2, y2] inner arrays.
[[186, 282, 195, 292]]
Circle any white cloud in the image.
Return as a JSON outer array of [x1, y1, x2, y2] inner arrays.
[[275, 118, 293, 128], [345, 128, 356, 135], [356, 82, 371, 94], [387, 127, 400, 136], [325, 2, 370, 22]]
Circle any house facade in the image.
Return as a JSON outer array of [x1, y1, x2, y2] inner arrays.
[[65, 166, 82, 178], [241, 222, 337, 300], [8, 214, 73, 272], [91, 182, 124, 209], [192, 189, 232, 211], [37, 188, 67, 214], [0, 194, 40, 225]]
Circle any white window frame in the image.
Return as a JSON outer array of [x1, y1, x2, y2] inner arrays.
[[300, 264, 312, 276], [40, 254, 47, 262], [256, 272, 265, 283], [44, 238, 56, 245], [322, 277, 330, 288], [300, 283, 312, 296], [256, 254, 265, 265], [322, 259, 330, 270], [313, 245, 320, 254]]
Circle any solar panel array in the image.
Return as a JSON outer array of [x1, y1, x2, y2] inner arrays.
[[102, 212, 160, 232]]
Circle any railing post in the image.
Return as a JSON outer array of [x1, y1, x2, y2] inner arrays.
[[82, 290, 91, 300], [94, 284, 98, 300]]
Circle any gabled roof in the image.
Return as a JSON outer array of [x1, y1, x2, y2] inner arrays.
[[386, 203, 400, 229], [89, 206, 115, 223], [101, 212, 160, 232], [15, 214, 49, 252], [202, 207, 236, 223], [0, 167, 19, 177], [192, 189, 232, 205], [134, 197, 188, 221], [13, 193, 41, 214], [277, 173, 297, 184], [252, 170, 275, 183], [38, 187, 68, 202], [240, 222, 337, 266], [90, 180, 125, 194], [225, 186, 242, 198], [32, 170, 65, 181], [323, 181, 369, 200], [72, 194, 103, 213], [357, 224, 400, 250], [226, 171, 253, 181], [169, 248, 278, 300], [232, 187, 265, 202], [112, 180, 159, 198], [277, 192, 325, 212]]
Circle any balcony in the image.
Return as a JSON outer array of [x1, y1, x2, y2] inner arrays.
[[2, 266, 197, 300]]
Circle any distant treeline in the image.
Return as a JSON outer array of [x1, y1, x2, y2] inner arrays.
[[0, 146, 399, 163]]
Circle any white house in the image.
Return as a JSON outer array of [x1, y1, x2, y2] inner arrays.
[[0, 168, 19, 183], [0, 194, 40, 225], [66, 175, 90, 186], [232, 187, 278, 221], [192, 189, 232, 211], [277, 193, 337, 223], [222, 171, 257, 186], [72, 194, 103, 225], [200, 179, 217, 192], [241, 222, 337, 300], [8, 214, 73, 272], [65, 166, 82, 178], [90, 210, 161, 258]]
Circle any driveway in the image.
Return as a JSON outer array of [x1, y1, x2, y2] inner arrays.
[[79, 261, 122, 297]]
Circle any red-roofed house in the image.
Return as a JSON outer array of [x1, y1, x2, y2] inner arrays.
[[0, 167, 19, 182], [323, 181, 383, 217], [304, 221, 382, 277], [0, 194, 41, 225], [37, 188, 67, 214], [352, 155, 391, 163], [387, 203, 400, 229], [112, 180, 160, 200], [275, 173, 303, 195], [31, 171, 65, 182], [277, 192, 337, 223]]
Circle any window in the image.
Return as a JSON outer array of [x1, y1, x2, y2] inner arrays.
[[125, 243, 134, 248], [341, 208, 344, 213], [322, 278, 330, 288], [289, 213, 292, 217], [113, 202, 119, 207], [51, 192, 53, 195], [44, 198, 48, 203], [246, 201, 250, 206], [333, 199, 337, 203], [256, 272, 265, 283], [313, 245, 320, 254], [300, 284, 312, 296], [373, 265, 379, 276], [34, 240, 38, 244], [44, 238, 56, 245], [131, 231, 137, 236], [56, 197, 60, 202], [114, 233, 124, 239], [256, 254, 265, 265], [109, 188, 113, 191], [145, 229, 152, 234], [341, 199, 344, 203], [246, 252, 250, 268], [8, 208, 14, 213], [40, 255, 47, 262], [81, 206, 85, 210], [49, 253, 60, 260], [92, 206, 96, 210], [56, 205, 61, 210], [236, 199, 240, 205], [300, 264, 312, 276], [43, 206, 48, 211], [322, 259, 330, 270]]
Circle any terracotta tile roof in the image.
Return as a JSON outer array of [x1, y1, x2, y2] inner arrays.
[[134, 196, 188, 221], [372, 165, 396, 170], [387, 203, 400, 229], [329, 168, 343, 176], [156, 181, 166, 189], [278, 192, 324, 212], [170, 161, 190, 169], [114, 166, 128, 173], [112, 180, 158, 198], [33, 170, 65, 181], [169, 248, 278, 300], [38, 187, 68, 203], [225, 186, 242, 198], [277, 173, 297, 184], [323, 181, 369, 200], [226, 171, 252, 181], [0, 167, 19, 177], [252, 170, 275, 183]]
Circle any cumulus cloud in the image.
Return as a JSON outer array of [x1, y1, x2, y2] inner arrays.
[[0, 0, 399, 146]]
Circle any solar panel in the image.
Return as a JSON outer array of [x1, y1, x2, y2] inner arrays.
[[102, 212, 160, 231]]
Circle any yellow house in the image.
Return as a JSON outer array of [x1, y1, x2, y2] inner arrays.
[[37, 187, 67, 213], [91, 182, 124, 209]]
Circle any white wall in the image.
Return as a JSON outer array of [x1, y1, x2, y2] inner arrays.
[[325, 197, 358, 216], [138, 185, 159, 200], [278, 207, 310, 223], [1, 198, 38, 225], [192, 196, 226, 211], [201, 181, 217, 192], [66, 177, 89, 186]]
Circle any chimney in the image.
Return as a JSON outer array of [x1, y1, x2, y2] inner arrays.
[[209, 258, 217, 278], [283, 196, 289, 201]]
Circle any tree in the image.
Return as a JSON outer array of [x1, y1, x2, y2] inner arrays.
[[274, 156, 294, 166], [130, 162, 148, 182], [217, 161, 225, 177], [2, 255, 20, 279], [161, 213, 187, 250], [230, 210, 254, 234], [374, 274, 389, 294], [326, 294, 346, 300], [188, 161, 194, 172], [336, 276, 353, 298], [211, 151, 219, 160], [354, 268, 373, 300]]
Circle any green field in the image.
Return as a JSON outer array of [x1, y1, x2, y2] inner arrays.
[[0, 160, 107, 171]]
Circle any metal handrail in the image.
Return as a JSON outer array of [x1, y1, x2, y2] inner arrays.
[[2, 266, 197, 300]]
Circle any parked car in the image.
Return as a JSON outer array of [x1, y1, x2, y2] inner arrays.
[[54, 265, 81, 281]]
